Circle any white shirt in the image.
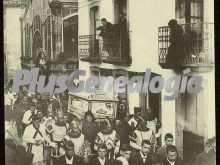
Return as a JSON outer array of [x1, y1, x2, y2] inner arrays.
[[117, 156, 129, 165], [98, 157, 106, 165], [167, 158, 175, 165], [140, 151, 147, 163], [4, 92, 14, 106], [22, 109, 38, 125], [65, 156, 73, 164]]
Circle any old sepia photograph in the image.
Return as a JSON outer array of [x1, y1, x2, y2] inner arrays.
[[4, 0, 215, 165]]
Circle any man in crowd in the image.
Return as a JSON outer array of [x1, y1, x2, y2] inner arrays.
[[5, 87, 14, 111], [64, 118, 86, 156], [89, 144, 114, 165], [82, 111, 99, 154], [130, 121, 153, 152], [194, 137, 216, 165], [49, 111, 67, 158], [156, 133, 174, 160], [162, 145, 183, 165], [14, 94, 28, 137], [55, 140, 84, 165], [129, 140, 152, 165], [22, 102, 38, 126], [116, 144, 132, 165], [23, 114, 49, 164], [94, 119, 120, 159]]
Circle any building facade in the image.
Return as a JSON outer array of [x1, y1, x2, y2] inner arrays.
[[20, 0, 79, 75], [4, 0, 26, 85], [19, 0, 215, 164], [78, 0, 215, 164]]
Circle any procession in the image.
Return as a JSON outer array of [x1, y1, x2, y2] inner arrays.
[[4, 0, 215, 164], [5, 85, 216, 165]]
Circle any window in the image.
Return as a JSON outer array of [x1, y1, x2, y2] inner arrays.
[[63, 16, 78, 59], [44, 16, 52, 59], [24, 24, 30, 56], [176, 0, 203, 23]]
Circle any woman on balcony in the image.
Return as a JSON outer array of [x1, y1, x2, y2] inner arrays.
[[166, 19, 185, 66]]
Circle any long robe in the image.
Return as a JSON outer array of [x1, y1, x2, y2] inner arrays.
[[23, 124, 47, 163]]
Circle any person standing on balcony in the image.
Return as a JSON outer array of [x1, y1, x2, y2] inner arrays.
[[119, 13, 131, 63], [166, 19, 184, 66], [97, 18, 113, 57]]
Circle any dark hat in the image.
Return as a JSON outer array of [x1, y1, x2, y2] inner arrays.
[[165, 133, 173, 140], [64, 140, 74, 150], [84, 111, 93, 117], [28, 101, 36, 107], [168, 19, 178, 27], [32, 114, 41, 121], [134, 107, 141, 114], [101, 18, 107, 22]]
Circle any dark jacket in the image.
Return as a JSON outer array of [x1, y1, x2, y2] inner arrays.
[[162, 157, 184, 165], [129, 152, 152, 165], [82, 120, 99, 143], [194, 150, 216, 165], [88, 157, 116, 165], [97, 22, 113, 39], [54, 155, 84, 165]]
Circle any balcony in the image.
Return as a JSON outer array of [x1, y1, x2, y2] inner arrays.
[[158, 22, 214, 71], [100, 36, 131, 66], [79, 31, 131, 66], [47, 54, 79, 74], [78, 34, 101, 63]]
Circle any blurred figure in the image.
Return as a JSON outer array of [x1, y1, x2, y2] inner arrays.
[[115, 119, 133, 148], [166, 19, 184, 65], [117, 144, 132, 165], [82, 111, 99, 154], [14, 94, 28, 137], [130, 121, 153, 152], [162, 145, 183, 165], [5, 87, 14, 111], [194, 137, 216, 165]]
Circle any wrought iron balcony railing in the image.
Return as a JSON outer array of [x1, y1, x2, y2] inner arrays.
[[79, 32, 131, 66], [158, 22, 214, 70], [78, 34, 101, 63]]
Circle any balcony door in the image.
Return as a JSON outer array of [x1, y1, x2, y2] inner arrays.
[[32, 31, 42, 65], [89, 6, 100, 57], [63, 15, 78, 60], [176, 0, 203, 24]]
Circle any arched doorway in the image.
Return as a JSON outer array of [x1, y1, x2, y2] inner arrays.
[[63, 15, 78, 60], [32, 31, 43, 65]]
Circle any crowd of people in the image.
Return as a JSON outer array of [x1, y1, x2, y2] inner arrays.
[[5, 85, 216, 165]]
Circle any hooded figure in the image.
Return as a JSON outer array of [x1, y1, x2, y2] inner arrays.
[[130, 120, 154, 152], [82, 111, 99, 153], [166, 19, 185, 65], [64, 118, 86, 157], [50, 111, 67, 159], [94, 118, 120, 159]]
